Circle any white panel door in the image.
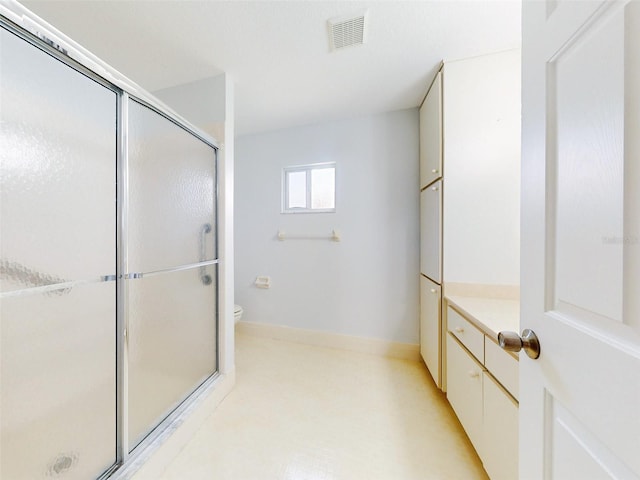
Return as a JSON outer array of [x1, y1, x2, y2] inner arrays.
[[419, 71, 442, 189], [520, 1, 640, 478], [420, 180, 442, 282]]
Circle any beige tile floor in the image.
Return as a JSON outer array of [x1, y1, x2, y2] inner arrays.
[[156, 331, 488, 480]]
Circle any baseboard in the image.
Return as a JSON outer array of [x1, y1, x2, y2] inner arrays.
[[116, 370, 236, 480], [236, 321, 420, 362]]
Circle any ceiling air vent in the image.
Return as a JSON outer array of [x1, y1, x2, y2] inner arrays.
[[328, 12, 367, 51]]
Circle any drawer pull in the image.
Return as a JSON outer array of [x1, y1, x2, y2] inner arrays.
[[468, 370, 480, 378], [430, 288, 437, 294], [455, 326, 464, 333]]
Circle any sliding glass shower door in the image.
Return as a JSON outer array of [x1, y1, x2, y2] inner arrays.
[[0, 28, 117, 479], [126, 99, 218, 449], [1, 17, 219, 479]]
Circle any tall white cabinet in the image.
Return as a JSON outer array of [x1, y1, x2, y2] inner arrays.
[[419, 72, 442, 188], [419, 50, 521, 479], [419, 70, 443, 387]]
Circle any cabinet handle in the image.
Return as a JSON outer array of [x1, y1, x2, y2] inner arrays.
[[430, 288, 437, 294], [468, 370, 480, 378], [432, 186, 439, 191], [455, 326, 464, 333], [431, 169, 438, 174]]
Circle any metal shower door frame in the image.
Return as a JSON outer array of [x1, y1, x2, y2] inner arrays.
[[116, 93, 221, 466]]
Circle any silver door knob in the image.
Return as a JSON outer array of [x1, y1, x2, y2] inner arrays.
[[498, 329, 540, 359]]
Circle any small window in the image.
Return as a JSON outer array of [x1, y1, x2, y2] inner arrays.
[[282, 163, 336, 213]]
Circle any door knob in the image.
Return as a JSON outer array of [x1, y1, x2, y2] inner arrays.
[[498, 329, 540, 359]]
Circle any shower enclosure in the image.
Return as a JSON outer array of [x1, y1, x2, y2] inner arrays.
[[0, 11, 219, 480]]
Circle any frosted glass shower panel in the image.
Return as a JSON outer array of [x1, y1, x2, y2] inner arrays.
[[0, 26, 116, 480], [127, 266, 218, 448], [127, 71, 218, 453], [1, 284, 116, 480], [0, 28, 116, 290], [128, 100, 217, 273]]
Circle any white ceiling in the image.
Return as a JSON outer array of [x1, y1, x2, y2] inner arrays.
[[21, 0, 521, 136]]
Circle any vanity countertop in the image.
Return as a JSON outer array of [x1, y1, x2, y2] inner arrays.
[[445, 294, 520, 342]]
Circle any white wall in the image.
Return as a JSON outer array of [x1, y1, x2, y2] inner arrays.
[[154, 76, 224, 125], [443, 49, 521, 286], [235, 109, 420, 344]]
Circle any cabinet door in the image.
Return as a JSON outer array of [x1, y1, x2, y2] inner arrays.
[[420, 276, 442, 387], [420, 180, 442, 282], [419, 71, 443, 189], [446, 333, 483, 454], [483, 373, 519, 480], [484, 336, 519, 400]]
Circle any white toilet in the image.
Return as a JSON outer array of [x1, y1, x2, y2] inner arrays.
[[234, 305, 243, 323]]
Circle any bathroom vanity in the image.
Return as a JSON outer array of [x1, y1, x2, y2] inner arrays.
[[444, 292, 519, 480]]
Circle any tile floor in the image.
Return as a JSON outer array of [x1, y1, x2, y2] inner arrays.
[[156, 331, 488, 479]]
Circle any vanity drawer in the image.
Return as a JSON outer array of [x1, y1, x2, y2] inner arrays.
[[484, 336, 519, 400], [447, 307, 484, 362]]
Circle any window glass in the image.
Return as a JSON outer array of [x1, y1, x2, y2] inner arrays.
[[282, 163, 335, 213], [311, 168, 335, 209], [287, 171, 307, 209]]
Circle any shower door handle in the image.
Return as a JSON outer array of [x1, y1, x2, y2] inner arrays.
[[200, 223, 212, 285]]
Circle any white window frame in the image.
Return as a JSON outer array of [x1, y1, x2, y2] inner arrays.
[[282, 162, 336, 214]]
